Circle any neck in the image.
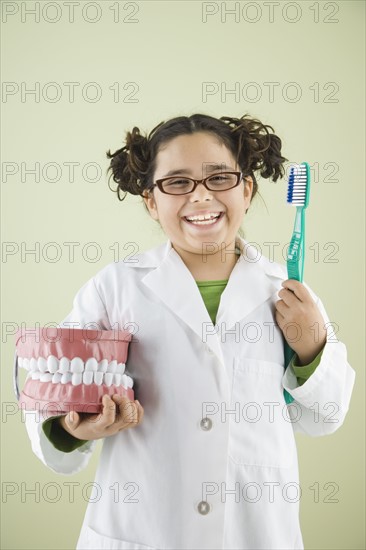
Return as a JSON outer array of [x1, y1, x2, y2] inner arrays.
[[172, 240, 240, 281]]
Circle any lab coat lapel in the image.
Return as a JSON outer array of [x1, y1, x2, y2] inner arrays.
[[139, 238, 285, 365], [141, 241, 225, 363], [216, 237, 286, 330]]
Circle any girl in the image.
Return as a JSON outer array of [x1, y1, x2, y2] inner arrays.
[[24, 113, 355, 550]]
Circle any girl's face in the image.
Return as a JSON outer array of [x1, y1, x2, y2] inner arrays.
[[143, 132, 253, 257]]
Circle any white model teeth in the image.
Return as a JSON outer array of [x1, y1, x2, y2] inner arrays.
[[83, 371, 94, 385], [117, 362, 125, 375], [47, 355, 59, 373], [107, 360, 117, 373], [70, 357, 84, 373], [59, 357, 70, 373], [98, 359, 109, 373], [61, 372, 72, 384], [40, 373, 53, 382], [104, 373, 113, 387], [52, 372, 62, 384], [18, 356, 129, 387], [37, 357, 48, 373], [113, 373, 122, 386], [122, 374, 134, 388], [85, 358, 98, 372], [71, 373, 83, 386], [94, 372, 103, 386], [30, 358, 38, 372]]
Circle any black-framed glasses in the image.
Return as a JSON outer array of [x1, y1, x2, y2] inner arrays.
[[150, 171, 244, 196]]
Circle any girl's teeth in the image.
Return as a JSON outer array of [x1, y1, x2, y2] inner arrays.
[[186, 214, 221, 225]]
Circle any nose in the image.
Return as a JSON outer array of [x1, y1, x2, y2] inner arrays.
[[189, 181, 214, 202]]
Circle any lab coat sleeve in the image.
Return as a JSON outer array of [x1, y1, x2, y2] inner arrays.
[[282, 283, 356, 437], [23, 275, 111, 475]]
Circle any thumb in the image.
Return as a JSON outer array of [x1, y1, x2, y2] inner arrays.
[[66, 410, 80, 430]]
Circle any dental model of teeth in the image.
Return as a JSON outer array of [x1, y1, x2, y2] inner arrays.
[[18, 356, 134, 389], [14, 327, 134, 416]]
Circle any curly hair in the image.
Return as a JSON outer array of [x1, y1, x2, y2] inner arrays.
[[106, 113, 288, 206]]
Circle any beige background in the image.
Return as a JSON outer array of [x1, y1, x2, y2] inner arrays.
[[1, 1, 365, 548]]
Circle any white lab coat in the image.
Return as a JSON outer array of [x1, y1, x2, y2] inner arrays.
[[22, 236, 355, 550]]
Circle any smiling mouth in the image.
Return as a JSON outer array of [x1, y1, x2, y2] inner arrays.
[[183, 212, 224, 226]]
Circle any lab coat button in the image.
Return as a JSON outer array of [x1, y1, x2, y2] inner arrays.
[[205, 345, 214, 355], [200, 417, 212, 431], [197, 500, 211, 515]]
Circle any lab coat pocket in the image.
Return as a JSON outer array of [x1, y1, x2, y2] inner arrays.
[[81, 525, 156, 550], [229, 358, 296, 469]]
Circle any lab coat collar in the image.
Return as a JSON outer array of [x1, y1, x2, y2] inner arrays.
[[131, 237, 285, 365]]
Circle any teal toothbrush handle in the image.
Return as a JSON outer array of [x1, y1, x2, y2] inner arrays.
[[284, 207, 305, 405]]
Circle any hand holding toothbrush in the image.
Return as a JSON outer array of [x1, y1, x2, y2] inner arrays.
[[275, 278, 327, 366], [281, 161, 321, 404]]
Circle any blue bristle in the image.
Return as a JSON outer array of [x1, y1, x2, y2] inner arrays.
[[287, 165, 307, 205]]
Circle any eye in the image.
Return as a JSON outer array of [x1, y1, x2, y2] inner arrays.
[[209, 175, 228, 181], [165, 178, 191, 186]]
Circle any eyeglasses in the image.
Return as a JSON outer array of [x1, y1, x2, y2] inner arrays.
[[150, 171, 244, 196]]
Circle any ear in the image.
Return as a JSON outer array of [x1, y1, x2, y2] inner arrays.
[[142, 189, 159, 221], [243, 175, 254, 208]]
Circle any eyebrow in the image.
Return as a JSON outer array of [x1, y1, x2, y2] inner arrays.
[[162, 163, 233, 177]]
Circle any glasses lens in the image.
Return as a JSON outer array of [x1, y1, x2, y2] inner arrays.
[[161, 177, 194, 195], [206, 172, 238, 190]]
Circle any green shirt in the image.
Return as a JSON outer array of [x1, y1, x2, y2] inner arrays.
[[42, 278, 323, 452]]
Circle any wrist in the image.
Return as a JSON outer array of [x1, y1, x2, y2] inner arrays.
[[296, 340, 327, 366]]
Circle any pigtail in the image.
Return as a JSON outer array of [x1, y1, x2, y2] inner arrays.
[[106, 126, 150, 201], [220, 114, 288, 183]]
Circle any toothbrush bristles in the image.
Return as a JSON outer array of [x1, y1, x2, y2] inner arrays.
[[287, 164, 308, 205]]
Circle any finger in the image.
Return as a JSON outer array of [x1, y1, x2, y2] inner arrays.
[[111, 394, 130, 416], [135, 400, 144, 425], [65, 410, 81, 431], [275, 299, 289, 316], [112, 395, 137, 427], [278, 288, 299, 307], [274, 310, 285, 331], [121, 399, 138, 425], [281, 279, 310, 302], [100, 394, 116, 429]]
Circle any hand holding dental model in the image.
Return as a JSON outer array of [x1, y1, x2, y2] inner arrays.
[[275, 279, 328, 366], [14, 327, 140, 428], [58, 394, 144, 441]]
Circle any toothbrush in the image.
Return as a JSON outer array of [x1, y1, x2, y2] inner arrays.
[[283, 162, 311, 405]]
